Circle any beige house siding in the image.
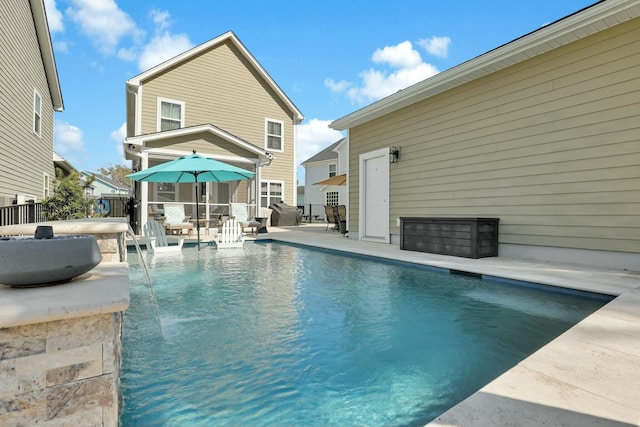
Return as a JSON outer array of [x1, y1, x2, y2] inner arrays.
[[0, 0, 55, 201], [349, 17, 640, 254], [137, 40, 296, 204]]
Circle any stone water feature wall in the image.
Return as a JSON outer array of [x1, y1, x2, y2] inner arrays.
[[0, 219, 130, 427]]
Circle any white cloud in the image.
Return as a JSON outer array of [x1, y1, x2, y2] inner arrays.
[[138, 31, 193, 71], [327, 40, 440, 105], [54, 121, 84, 154], [66, 0, 142, 55], [296, 119, 345, 167], [418, 36, 451, 58], [372, 41, 422, 68], [44, 0, 64, 33], [324, 78, 351, 93], [110, 122, 127, 162], [150, 8, 171, 31]]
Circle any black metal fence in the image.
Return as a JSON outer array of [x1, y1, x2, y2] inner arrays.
[[0, 202, 46, 226], [297, 204, 330, 223], [0, 196, 136, 228]]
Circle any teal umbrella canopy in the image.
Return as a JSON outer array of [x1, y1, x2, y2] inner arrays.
[[127, 151, 255, 249], [127, 152, 255, 183]]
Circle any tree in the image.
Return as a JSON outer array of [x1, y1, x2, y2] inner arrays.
[[98, 163, 132, 187], [43, 170, 95, 220]]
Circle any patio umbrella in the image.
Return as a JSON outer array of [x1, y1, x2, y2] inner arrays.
[[127, 151, 255, 250]]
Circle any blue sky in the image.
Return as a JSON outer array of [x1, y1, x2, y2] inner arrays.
[[45, 0, 597, 180]]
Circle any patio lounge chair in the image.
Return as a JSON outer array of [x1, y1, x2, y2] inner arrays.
[[143, 220, 184, 253], [229, 203, 261, 234], [325, 205, 337, 231], [334, 205, 347, 234], [214, 219, 245, 248], [163, 205, 194, 236]]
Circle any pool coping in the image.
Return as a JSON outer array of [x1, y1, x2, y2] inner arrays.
[[256, 226, 640, 426]]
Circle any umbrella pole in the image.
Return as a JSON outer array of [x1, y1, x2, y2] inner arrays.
[[195, 182, 201, 250]]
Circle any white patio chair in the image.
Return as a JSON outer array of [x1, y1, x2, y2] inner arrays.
[[143, 220, 184, 253], [229, 203, 261, 234], [163, 205, 194, 236], [214, 219, 245, 249]]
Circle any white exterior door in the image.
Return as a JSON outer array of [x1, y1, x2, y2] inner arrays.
[[359, 148, 389, 243]]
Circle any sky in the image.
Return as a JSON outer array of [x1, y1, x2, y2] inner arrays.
[[44, 0, 598, 181]]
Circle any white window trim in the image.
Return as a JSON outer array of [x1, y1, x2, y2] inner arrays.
[[328, 163, 337, 177], [43, 172, 50, 199], [260, 179, 285, 206], [264, 118, 284, 152], [157, 97, 185, 132], [33, 89, 42, 137]]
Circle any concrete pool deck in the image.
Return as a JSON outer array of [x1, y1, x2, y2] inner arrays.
[[253, 224, 640, 426]]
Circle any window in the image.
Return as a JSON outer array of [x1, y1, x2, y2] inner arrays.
[[265, 119, 283, 151], [43, 173, 49, 198], [260, 180, 283, 208], [33, 90, 42, 136], [328, 163, 337, 178], [156, 182, 177, 202], [326, 191, 339, 206], [158, 98, 184, 131]]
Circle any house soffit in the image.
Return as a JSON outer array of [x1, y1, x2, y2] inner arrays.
[[331, 0, 640, 130], [126, 31, 304, 123]]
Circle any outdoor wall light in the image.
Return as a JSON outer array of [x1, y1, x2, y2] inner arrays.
[[389, 146, 400, 163]]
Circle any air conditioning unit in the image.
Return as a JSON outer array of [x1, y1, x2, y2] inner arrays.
[[15, 194, 37, 205], [0, 195, 14, 207]]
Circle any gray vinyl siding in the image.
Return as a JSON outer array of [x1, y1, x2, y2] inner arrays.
[[0, 0, 55, 201], [349, 17, 640, 254], [138, 40, 296, 205]]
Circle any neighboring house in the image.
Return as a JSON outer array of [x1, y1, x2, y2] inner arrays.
[[301, 138, 348, 219], [0, 0, 64, 206], [80, 171, 130, 197], [296, 185, 305, 208], [331, 0, 640, 270], [123, 31, 303, 230], [53, 152, 78, 177]]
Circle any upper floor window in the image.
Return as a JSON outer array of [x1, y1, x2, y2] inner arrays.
[[158, 98, 184, 131], [265, 119, 283, 151], [328, 163, 337, 177], [33, 89, 42, 137]]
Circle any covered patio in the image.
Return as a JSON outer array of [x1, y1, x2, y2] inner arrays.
[[124, 124, 275, 234]]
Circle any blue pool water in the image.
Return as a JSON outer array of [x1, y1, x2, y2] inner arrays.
[[121, 243, 609, 427]]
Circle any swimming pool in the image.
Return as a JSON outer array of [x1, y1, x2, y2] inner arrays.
[[120, 242, 609, 426]]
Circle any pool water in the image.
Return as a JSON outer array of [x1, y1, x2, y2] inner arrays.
[[120, 243, 609, 427]]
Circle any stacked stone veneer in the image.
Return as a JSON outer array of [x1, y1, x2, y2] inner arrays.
[[0, 314, 122, 426], [0, 219, 130, 427]]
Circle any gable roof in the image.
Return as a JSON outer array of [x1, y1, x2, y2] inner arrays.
[[31, 0, 63, 111], [127, 31, 303, 123], [331, 0, 639, 130], [125, 123, 274, 160], [301, 138, 344, 165]]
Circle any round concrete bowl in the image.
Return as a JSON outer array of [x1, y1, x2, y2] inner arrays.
[[0, 235, 102, 287]]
